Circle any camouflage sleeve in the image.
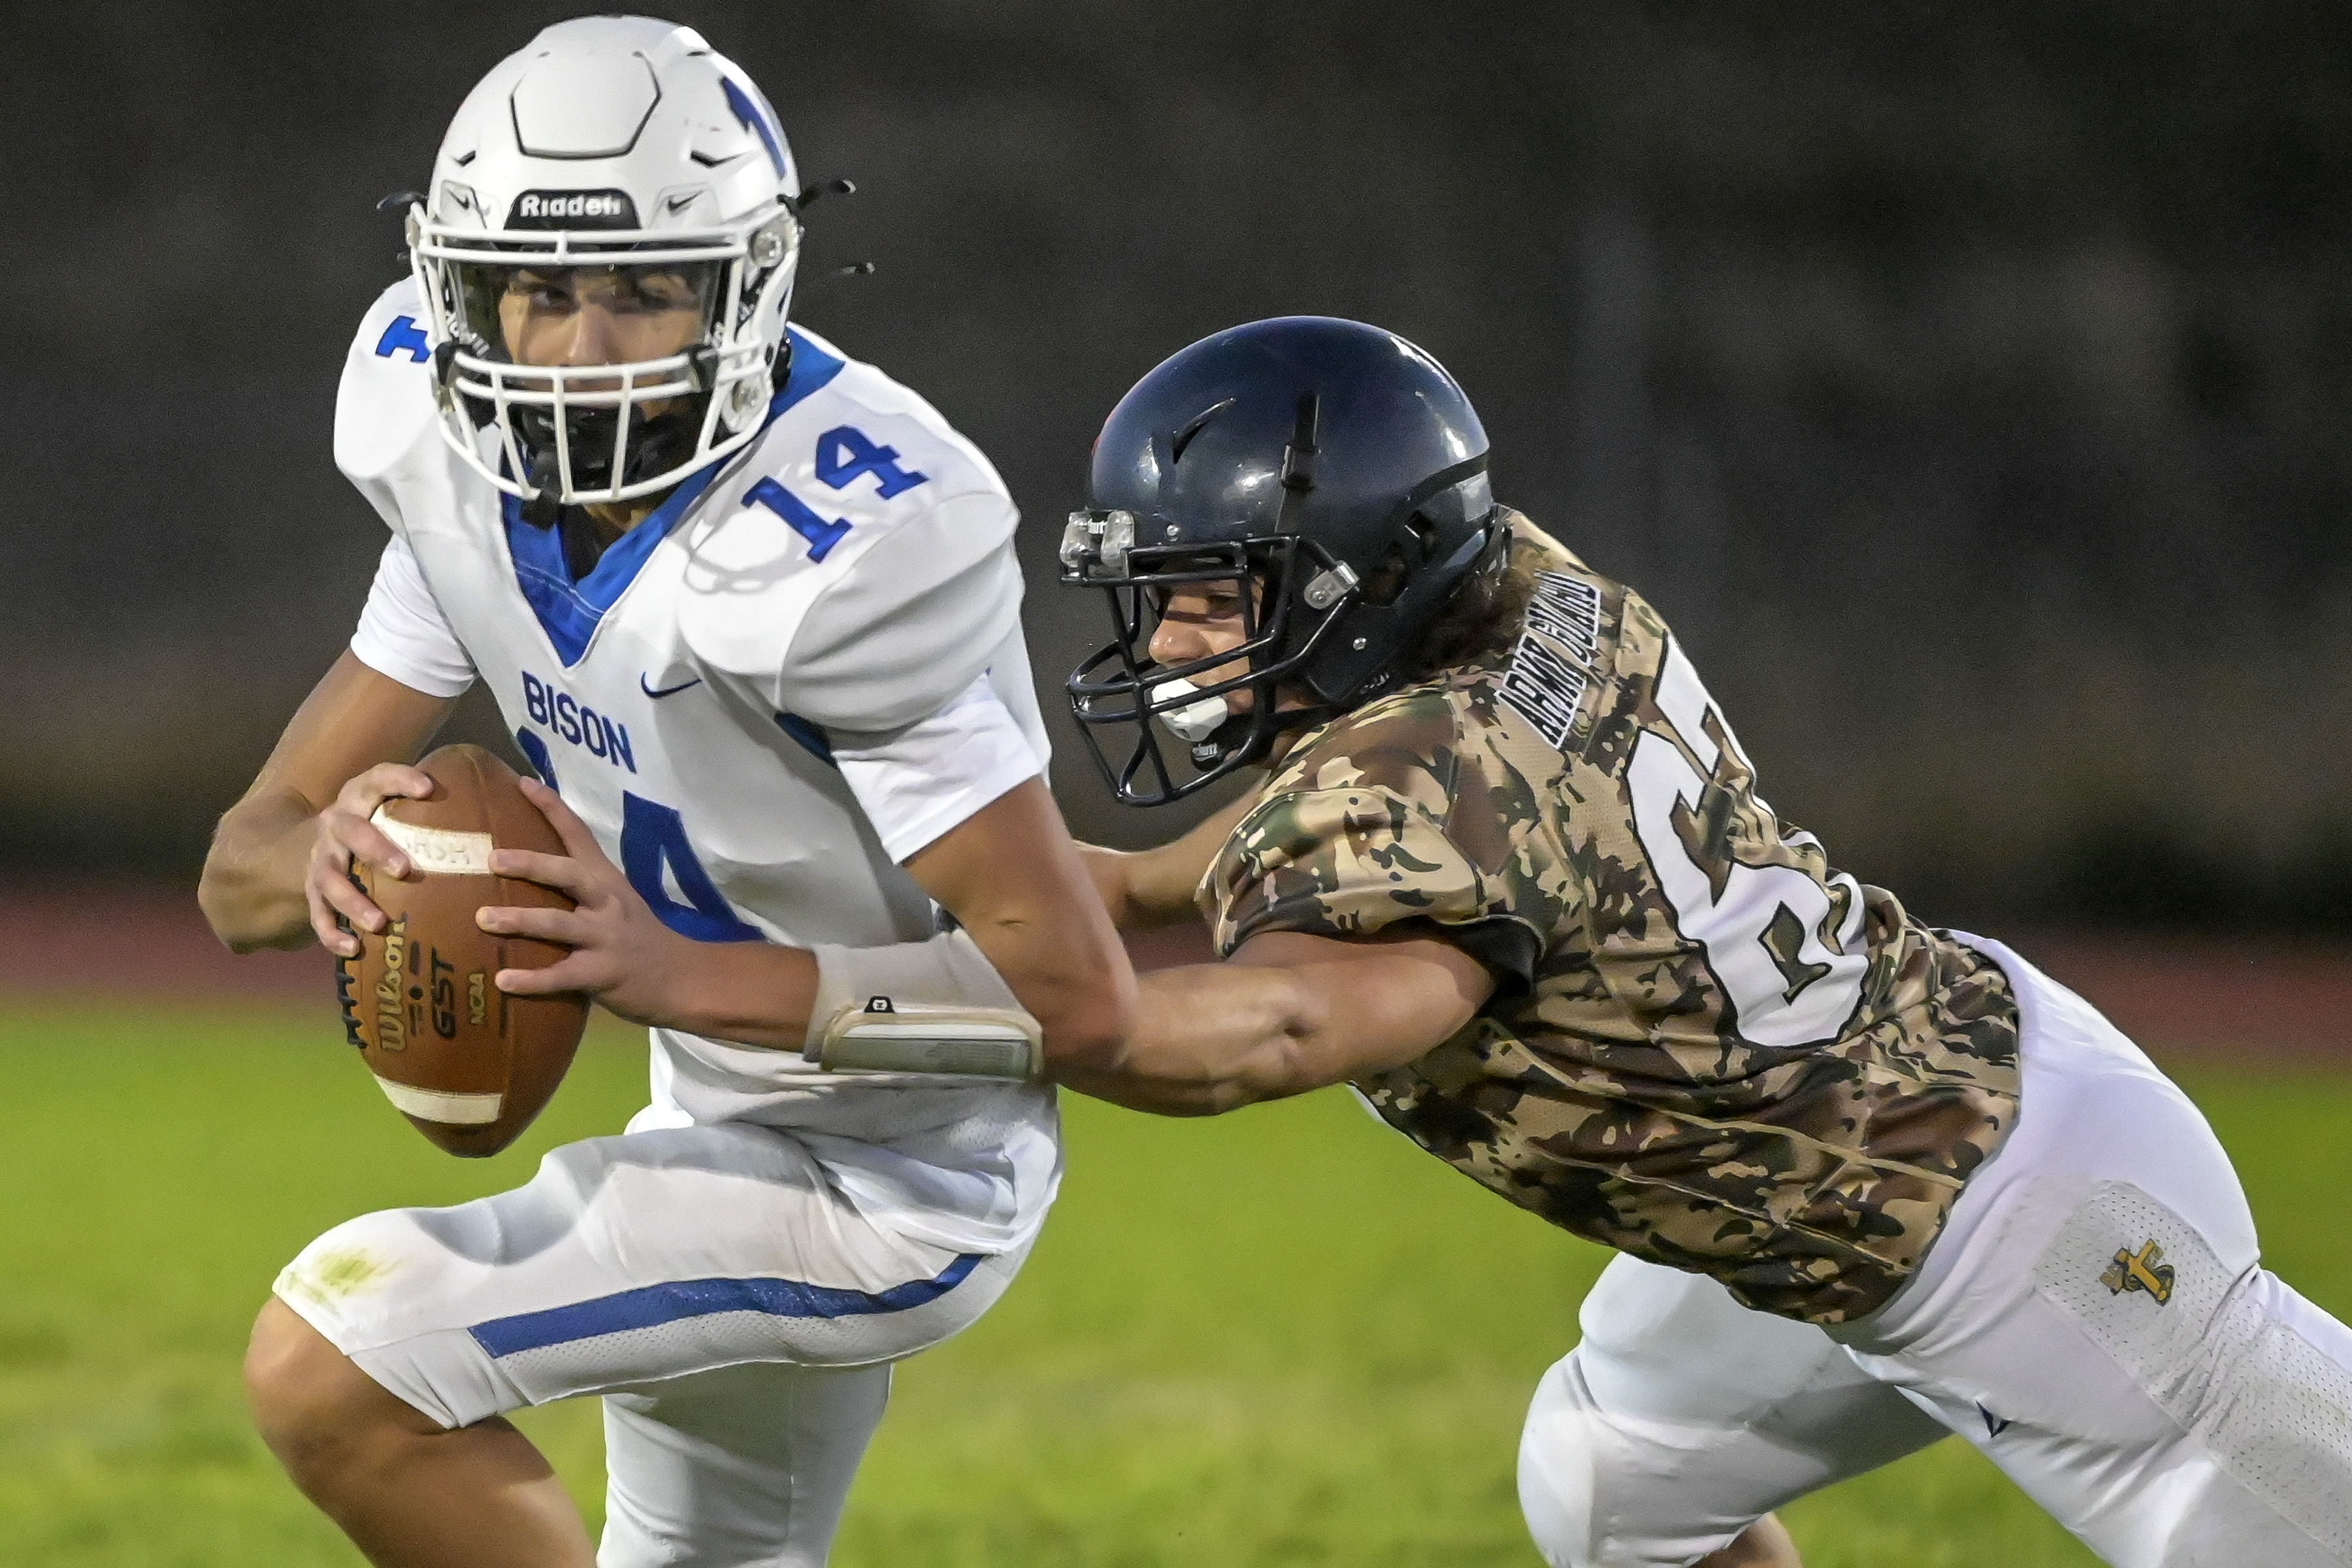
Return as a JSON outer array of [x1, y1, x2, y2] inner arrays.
[[1205, 693, 1557, 979]]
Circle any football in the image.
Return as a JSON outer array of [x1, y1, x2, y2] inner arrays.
[[333, 743, 588, 1157]]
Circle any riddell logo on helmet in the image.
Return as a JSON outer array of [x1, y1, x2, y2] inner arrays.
[[505, 189, 640, 230]]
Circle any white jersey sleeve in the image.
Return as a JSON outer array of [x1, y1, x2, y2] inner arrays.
[[830, 674, 1043, 862], [350, 535, 478, 698], [333, 278, 440, 540], [775, 487, 1026, 732]]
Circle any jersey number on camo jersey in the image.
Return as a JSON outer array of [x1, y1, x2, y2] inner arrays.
[[1627, 638, 1867, 1048]]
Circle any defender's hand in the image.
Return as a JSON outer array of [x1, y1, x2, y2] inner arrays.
[[307, 762, 437, 956], [478, 777, 694, 1026]]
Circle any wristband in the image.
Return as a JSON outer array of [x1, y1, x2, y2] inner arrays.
[[805, 930, 1043, 1081]]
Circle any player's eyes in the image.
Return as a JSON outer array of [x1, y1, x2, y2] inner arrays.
[[530, 274, 694, 315], [1147, 588, 1246, 624], [508, 275, 572, 307], [623, 276, 696, 310]]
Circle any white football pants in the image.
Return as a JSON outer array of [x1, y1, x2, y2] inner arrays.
[[1518, 934, 2352, 1568], [275, 1120, 1029, 1567]]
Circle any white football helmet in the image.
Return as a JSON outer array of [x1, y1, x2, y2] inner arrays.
[[404, 16, 803, 510]]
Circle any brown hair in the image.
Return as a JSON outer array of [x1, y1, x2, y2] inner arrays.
[[1403, 558, 1535, 681]]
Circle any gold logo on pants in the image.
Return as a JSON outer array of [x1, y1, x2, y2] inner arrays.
[[2100, 1240, 2176, 1305]]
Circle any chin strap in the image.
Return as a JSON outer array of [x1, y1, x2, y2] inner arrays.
[[521, 452, 563, 529]]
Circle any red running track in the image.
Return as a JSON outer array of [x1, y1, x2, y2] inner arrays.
[[3, 882, 2344, 1066]]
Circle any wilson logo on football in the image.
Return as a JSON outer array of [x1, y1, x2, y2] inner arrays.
[[374, 915, 411, 1053]]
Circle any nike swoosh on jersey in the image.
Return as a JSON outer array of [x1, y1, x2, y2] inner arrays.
[[640, 674, 704, 699]]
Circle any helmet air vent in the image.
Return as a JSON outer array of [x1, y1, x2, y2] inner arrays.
[[1170, 398, 1235, 463]]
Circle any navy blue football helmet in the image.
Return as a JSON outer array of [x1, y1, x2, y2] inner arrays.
[[1061, 317, 1501, 805]]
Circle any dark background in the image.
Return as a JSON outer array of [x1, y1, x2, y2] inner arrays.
[[5, 1, 2350, 932]]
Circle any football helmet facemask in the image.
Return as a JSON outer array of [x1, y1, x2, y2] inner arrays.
[[402, 16, 803, 514]]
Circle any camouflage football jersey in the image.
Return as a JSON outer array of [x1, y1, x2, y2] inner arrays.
[[1200, 512, 2021, 1324]]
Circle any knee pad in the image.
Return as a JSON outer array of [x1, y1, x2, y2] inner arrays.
[[600, 1362, 892, 1568], [1518, 1357, 1606, 1568], [1518, 1338, 1857, 1568]]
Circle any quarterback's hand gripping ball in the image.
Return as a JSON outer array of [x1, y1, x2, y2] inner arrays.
[[334, 743, 588, 1157]]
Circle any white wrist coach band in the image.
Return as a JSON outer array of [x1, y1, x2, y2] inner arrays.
[[804, 930, 1043, 1081]]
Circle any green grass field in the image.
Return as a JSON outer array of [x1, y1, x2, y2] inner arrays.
[[2, 999, 2347, 1567]]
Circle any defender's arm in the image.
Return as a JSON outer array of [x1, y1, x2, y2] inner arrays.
[[1077, 791, 1256, 932], [1051, 928, 1495, 1115], [199, 651, 453, 952]]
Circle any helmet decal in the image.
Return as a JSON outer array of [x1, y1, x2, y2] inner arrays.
[[503, 189, 640, 228], [721, 77, 789, 179]]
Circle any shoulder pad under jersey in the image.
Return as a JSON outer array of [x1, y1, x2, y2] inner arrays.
[[333, 278, 441, 534], [676, 329, 1024, 731]]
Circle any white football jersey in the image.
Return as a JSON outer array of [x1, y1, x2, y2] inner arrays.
[[334, 278, 1057, 1254]]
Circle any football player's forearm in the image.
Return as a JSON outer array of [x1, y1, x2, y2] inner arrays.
[[960, 909, 1138, 1070], [654, 934, 1125, 1062], [655, 939, 822, 1050], [1075, 795, 1260, 935], [1056, 932, 1495, 1115], [1053, 962, 1330, 1115], [1075, 843, 1144, 930], [199, 791, 321, 952], [668, 929, 1132, 1072]]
